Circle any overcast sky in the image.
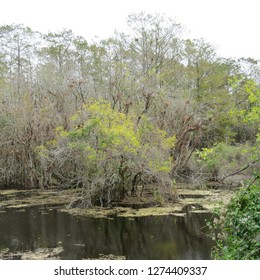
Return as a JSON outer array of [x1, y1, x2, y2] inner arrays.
[[1, 0, 259, 59]]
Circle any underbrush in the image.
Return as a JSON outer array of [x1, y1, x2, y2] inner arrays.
[[211, 179, 260, 259], [190, 142, 258, 181]]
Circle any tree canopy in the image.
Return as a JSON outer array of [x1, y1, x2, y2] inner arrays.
[[0, 13, 259, 205]]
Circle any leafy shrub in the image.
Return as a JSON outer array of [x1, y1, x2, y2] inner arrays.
[[37, 99, 176, 206], [212, 182, 260, 259], [193, 142, 255, 180]]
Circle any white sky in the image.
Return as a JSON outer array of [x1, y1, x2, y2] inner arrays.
[[1, 0, 260, 59]]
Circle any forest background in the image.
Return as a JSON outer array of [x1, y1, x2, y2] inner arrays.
[[0, 12, 259, 206]]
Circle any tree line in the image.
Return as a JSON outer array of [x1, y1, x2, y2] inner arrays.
[[0, 12, 259, 206]]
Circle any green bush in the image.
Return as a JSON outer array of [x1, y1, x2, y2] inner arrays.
[[212, 181, 260, 259], [37, 99, 176, 206], [193, 142, 255, 180]]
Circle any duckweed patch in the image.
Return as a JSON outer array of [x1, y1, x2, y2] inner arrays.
[[0, 185, 236, 217], [0, 188, 80, 209], [0, 246, 64, 260], [86, 254, 126, 260]]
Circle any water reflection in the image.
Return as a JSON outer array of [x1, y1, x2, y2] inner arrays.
[[0, 207, 214, 259]]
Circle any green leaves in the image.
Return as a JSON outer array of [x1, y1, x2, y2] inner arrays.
[[194, 143, 255, 180], [212, 183, 260, 260], [39, 99, 176, 205], [229, 78, 260, 124]]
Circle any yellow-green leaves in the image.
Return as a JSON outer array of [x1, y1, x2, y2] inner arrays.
[[35, 98, 177, 205], [82, 100, 140, 154], [41, 99, 176, 188], [229, 78, 260, 125], [35, 145, 48, 158], [196, 147, 214, 161]]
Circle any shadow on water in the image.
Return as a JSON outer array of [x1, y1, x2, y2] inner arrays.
[[0, 207, 215, 259]]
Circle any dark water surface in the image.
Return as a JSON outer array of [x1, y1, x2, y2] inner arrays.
[[0, 207, 214, 259]]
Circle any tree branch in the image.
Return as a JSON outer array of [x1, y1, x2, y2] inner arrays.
[[220, 158, 260, 181]]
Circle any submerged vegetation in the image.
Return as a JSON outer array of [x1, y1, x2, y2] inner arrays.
[[0, 12, 259, 208], [0, 184, 232, 217]]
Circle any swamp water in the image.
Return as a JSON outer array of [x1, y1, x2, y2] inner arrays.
[[0, 206, 214, 259]]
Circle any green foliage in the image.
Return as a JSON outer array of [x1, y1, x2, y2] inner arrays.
[[228, 77, 260, 143], [212, 182, 260, 259], [38, 99, 175, 206], [1, 13, 260, 192], [67, 99, 175, 175], [194, 143, 254, 180], [229, 78, 260, 124]]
